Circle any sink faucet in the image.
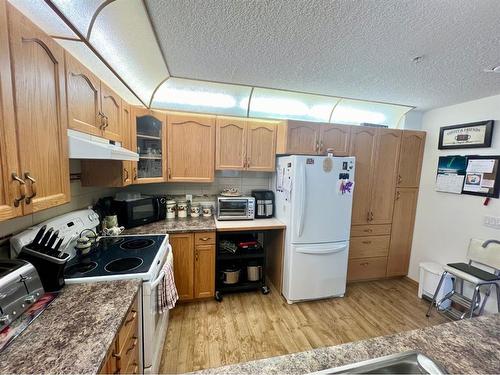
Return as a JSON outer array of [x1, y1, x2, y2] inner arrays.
[[482, 239, 500, 248]]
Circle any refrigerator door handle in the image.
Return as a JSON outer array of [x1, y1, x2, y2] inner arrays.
[[297, 163, 306, 238], [296, 243, 347, 255]]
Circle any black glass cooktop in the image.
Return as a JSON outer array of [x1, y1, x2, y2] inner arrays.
[[64, 235, 166, 279]]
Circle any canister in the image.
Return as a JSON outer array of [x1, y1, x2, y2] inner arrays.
[[201, 203, 212, 217], [177, 200, 188, 218], [190, 202, 201, 217], [166, 200, 176, 219]]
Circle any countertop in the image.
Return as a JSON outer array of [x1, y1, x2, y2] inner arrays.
[[124, 216, 216, 235], [215, 218, 286, 232], [0, 279, 141, 374], [197, 313, 500, 374]]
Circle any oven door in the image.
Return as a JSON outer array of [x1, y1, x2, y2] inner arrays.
[[128, 198, 160, 227], [218, 199, 249, 219], [142, 246, 171, 374]]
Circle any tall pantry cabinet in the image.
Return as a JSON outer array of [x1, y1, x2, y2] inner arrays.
[[348, 128, 425, 281]]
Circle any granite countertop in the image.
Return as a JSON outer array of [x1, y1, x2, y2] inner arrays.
[[197, 313, 500, 374], [124, 216, 216, 235], [0, 279, 141, 374]]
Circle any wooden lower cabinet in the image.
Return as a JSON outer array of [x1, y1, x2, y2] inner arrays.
[[386, 188, 419, 277], [100, 295, 139, 374], [171, 232, 215, 301], [348, 257, 388, 281]]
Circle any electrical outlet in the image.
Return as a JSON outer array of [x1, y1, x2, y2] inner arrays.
[[484, 215, 500, 229], [186, 194, 192, 203]]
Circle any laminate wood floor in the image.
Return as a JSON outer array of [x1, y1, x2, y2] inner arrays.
[[159, 278, 447, 374]]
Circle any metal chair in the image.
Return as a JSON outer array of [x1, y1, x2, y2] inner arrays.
[[426, 239, 500, 320]]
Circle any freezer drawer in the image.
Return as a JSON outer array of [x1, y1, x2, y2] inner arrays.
[[284, 242, 349, 303]]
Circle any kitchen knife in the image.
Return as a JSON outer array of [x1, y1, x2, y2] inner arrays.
[[31, 225, 46, 248], [48, 237, 63, 257], [39, 227, 53, 253], [45, 230, 59, 251]]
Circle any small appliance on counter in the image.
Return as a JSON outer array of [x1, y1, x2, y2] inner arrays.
[[112, 194, 167, 228], [216, 196, 255, 221], [251, 190, 275, 218], [0, 259, 45, 328]]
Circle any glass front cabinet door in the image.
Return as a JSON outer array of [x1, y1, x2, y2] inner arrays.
[[131, 108, 167, 183]]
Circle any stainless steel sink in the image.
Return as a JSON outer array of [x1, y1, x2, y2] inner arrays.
[[314, 351, 447, 374]]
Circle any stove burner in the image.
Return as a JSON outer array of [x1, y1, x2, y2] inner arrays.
[[65, 261, 98, 276], [104, 257, 143, 273], [120, 238, 155, 251], [99, 237, 124, 247]]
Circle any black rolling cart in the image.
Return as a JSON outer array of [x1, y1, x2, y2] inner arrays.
[[215, 230, 270, 302]]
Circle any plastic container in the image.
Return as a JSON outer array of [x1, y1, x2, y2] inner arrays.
[[419, 262, 453, 308]]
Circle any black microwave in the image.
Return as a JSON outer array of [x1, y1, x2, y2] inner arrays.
[[113, 195, 167, 228]]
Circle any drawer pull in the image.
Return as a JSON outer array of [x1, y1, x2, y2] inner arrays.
[[364, 229, 373, 233], [200, 237, 210, 241], [125, 311, 137, 325], [362, 241, 372, 244], [361, 262, 369, 266], [126, 338, 138, 354]]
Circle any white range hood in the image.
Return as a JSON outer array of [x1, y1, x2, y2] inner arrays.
[[68, 129, 139, 161]]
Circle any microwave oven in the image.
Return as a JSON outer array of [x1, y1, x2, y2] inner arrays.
[[113, 195, 167, 228], [216, 196, 255, 221]]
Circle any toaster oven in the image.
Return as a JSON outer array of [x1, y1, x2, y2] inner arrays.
[[216, 196, 255, 221]]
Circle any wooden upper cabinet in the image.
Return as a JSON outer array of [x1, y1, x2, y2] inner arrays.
[[349, 127, 377, 225], [277, 120, 319, 155], [100, 82, 122, 142], [0, 0, 22, 222], [133, 108, 167, 184], [398, 130, 426, 188], [386, 188, 419, 277], [320, 124, 351, 156], [65, 52, 102, 137], [8, 4, 69, 213], [215, 117, 247, 170], [246, 120, 277, 171], [370, 129, 402, 224], [167, 113, 215, 182]]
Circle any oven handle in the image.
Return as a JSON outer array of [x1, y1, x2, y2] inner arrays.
[[151, 270, 166, 289]]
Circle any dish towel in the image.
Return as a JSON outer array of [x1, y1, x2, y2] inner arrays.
[[158, 250, 178, 313]]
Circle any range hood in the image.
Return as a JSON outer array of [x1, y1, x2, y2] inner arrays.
[[68, 129, 139, 161]]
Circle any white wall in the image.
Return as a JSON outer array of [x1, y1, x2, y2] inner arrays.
[[409, 94, 500, 313]]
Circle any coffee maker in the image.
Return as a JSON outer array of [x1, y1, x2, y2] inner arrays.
[[251, 190, 274, 219]]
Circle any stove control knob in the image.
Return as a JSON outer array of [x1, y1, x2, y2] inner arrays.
[[0, 315, 9, 325], [25, 295, 36, 304]]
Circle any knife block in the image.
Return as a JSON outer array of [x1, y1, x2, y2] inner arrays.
[[18, 245, 69, 292]]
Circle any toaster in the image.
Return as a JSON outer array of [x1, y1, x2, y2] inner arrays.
[[0, 260, 44, 328]]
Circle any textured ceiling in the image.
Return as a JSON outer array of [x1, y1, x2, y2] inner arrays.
[[145, 0, 500, 110]]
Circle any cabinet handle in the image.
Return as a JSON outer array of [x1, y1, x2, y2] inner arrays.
[[397, 174, 402, 185], [133, 167, 137, 180], [126, 337, 138, 354], [195, 249, 198, 261], [370, 212, 374, 221], [24, 172, 37, 204], [98, 111, 105, 129], [168, 168, 171, 179], [364, 229, 373, 233], [247, 157, 251, 168], [396, 191, 401, 200], [103, 115, 109, 130], [199, 237, 209, 241], [124, 168, 130, 182], [319, 141, 324, 154], [362, 241, 372, 244], [366, 211, 371, 222], [12, 173, 26, 207], [361, 262, 370, 266], [125, 311, 137, 325]]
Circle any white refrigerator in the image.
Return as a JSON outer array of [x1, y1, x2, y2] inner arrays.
[[274, 155, 355, 303]]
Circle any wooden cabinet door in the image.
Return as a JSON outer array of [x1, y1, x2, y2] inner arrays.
[[8, 5, 70, 213], [349, 127, 376, 224], [283, 120, 319, 154], [194, 244, 215, 299], [121, 102, 132, 186], [215, 117, 246, 170], [170, 233, 194, 301], [167, 113, 215, 182], [397, 130, 426, 188], [369, 129, 401, 224], [246, 120, 277, 172], [320, 124, 351, 156], [65, 52, 102, 137], [100, 82, 122, 142], [386, 188, 419, 277], [0, 0, 22, 222], [133, 108, 167, 184]]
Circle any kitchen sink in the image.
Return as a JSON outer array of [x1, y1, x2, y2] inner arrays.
[[313, 351, 447, 374]]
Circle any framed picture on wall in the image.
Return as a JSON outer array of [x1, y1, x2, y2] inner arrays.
[[438, 120, 494, 149], [461, 155, 500, 198]]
